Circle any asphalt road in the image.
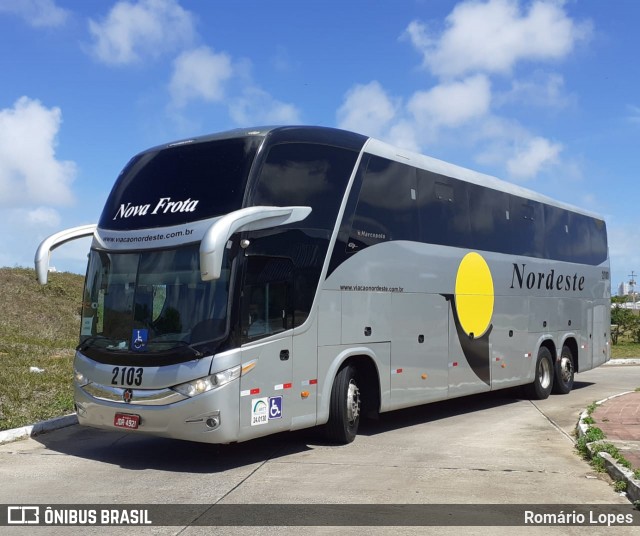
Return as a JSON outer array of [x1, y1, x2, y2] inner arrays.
[[1, 364, 639, 535]]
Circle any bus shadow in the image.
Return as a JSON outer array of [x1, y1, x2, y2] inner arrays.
[[570, 380, 595, 391], [353, 389, 522, 439], [34, 387, 552, 471], [33, 425, 316, 474]]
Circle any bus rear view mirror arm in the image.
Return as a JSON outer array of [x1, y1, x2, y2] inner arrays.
[[34, 224, 97, 285], [200, 206, 312, 281]]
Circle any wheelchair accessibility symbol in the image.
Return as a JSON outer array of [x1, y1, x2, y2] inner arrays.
[[131, 329, 148, 352], [269, 396, 283, 419]]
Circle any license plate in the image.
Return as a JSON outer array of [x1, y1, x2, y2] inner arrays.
[[114, 413, 140, 430]]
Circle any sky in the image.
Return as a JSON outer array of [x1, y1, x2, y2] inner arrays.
[[0, 0, 638, 293]]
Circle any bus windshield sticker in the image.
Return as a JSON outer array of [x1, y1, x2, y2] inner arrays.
[[131, 329, 148, 352], [81, 317, 93, 336]]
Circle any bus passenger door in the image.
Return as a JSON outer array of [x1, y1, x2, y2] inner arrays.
[[238, 256, 294, 439]]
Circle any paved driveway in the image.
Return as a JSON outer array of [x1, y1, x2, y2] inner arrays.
[[1, 364, 639, 534]]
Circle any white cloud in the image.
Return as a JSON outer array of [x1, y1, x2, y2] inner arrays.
[[472, 116, 565, 180], [88, 0, 196, 65], [407, 75, 491, 128], [387, 121, 422, 153], [229, 87, 301, 125], [0, 209, 91, 271], [336, 78, 566, 181], [169, 47, 233, 108], [336, 81, 398, 138], [405, 0, 591, 78], [0, 0, 69, 27], [498, 72, 573, 109], [0, 97, 76, 206], [26, 207, 61, 227], [334, 1, 588, 179], [506, 136, 563, 180], [335, 77, 491, 153], [167, 46, 300, 125]]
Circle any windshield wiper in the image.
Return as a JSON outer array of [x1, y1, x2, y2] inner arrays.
[[77, 335, 127, 352], [145, 340, 203, 357]]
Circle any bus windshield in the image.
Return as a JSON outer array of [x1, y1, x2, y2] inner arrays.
[[80, 244, 230, 359]]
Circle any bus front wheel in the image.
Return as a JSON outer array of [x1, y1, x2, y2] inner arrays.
[[552, 345, 574, 394], [523, 346, 554, 400], [326, 364, 361, 444]]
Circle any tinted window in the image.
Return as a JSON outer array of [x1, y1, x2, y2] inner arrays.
[[330, 155, 608, 271], [252, 142, 359, 232], [347, 156, 418, 252], [570, 213, 594, 263], [418, 170, 470, 247], [545, 206, 607, 265], [241, 255, 293, 342], [468, 183, 511, 253], [544, 205, 571, 261], [100, 137, 261, 230], [242, 229, 328, 329], [509, 198, 544, 257], [590, 218, 608, 264]]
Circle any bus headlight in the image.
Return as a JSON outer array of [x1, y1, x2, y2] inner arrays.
[[172, 365, 241, 397], [74, 368, 90, 387]]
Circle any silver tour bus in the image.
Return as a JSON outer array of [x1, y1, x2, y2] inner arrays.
[[35, 126, 610, 444]]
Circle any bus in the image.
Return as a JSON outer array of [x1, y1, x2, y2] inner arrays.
[[35, 126, 610, 444]]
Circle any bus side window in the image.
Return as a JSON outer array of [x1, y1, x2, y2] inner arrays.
[[510, 199, 543, 257], [418, 170, 470, 248], [241, 256, 294, 342], [347, 155, 418, 251], [467, 183, 511, 254]]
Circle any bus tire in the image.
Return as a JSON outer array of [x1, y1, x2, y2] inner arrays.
[[523, 346, 554, 400], [552, 345, 574, 394], [326, 364, 361, 444]]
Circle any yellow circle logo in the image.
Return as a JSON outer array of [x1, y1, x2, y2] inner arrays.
[[455, 252, 494, 338]]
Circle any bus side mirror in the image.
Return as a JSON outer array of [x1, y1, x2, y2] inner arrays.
[[199, 206, 311, 281], [34, 224, 97, 284]]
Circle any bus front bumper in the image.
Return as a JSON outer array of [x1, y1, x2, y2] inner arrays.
[[74, 382, 241, 444]]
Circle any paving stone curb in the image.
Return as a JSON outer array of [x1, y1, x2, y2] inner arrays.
[[603, 358, 640, 366], [576, 393, 640, 504], [0, 414, 77, 446]]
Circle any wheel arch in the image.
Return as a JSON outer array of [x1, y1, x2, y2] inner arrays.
[[317, 347, 382, 425], [537, 337, 557, 364], [561, 336, 580, 372]]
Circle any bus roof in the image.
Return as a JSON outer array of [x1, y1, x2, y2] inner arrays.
[[135, 125, 603, 222]]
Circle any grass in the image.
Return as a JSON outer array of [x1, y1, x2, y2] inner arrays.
[[0, 267, 83, 431], [611, 339, 640, 359], [577, 399, 640, 485]]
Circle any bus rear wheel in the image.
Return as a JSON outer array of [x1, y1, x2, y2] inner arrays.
[[523, 346, 554, 400], [326, 364, 361, 444], [552, 345, 574, 394]]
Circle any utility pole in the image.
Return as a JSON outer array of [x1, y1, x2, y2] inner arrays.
[[629, 271, 637, 309]]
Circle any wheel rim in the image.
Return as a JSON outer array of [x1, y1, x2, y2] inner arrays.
[[539, 357, 552, 389], [559, 356, 573, 385], [346, 379, 360, 425]]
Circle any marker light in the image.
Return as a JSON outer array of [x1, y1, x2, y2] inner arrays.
[[172, 365, 241, 398]]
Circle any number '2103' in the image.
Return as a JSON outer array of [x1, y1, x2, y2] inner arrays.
[[111, 366, 143, 386]]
